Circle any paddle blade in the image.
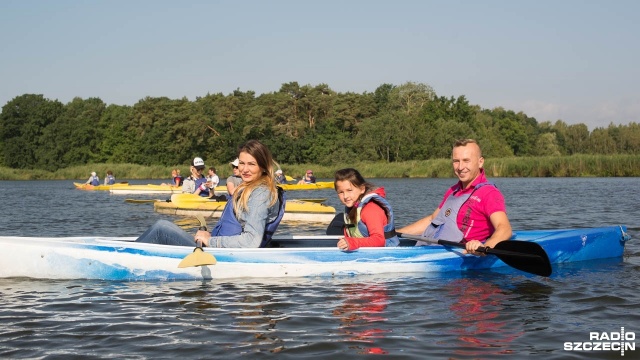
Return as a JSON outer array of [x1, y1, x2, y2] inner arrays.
[[326, 213, 345, 235], [195, 215, 207, 230], [178, 247, 217, 268], [285, 175, 296, 182], [490, 240, 552, 277]]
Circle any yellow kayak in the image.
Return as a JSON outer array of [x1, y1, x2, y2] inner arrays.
[[73, 182, 130, 191], [279, 181, 334, 190], [211, 182, 334, 192], [154, 194, 336, 223], [109, 184, 184, 195], [108, 181, 334, 195]]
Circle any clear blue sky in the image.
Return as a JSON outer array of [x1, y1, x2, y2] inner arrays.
[[1, 0, 638, 130]]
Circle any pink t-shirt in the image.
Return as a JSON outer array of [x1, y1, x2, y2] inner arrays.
[[438, 170, 507, 241]]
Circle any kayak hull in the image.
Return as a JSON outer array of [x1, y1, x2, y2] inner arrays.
[[73, 182, 129, 191], [107, 182, 334, 195], [109, 184, 184, 195], [0, 226, 630, 281]]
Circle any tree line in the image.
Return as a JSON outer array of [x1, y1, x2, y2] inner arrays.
[[1, 81, 638, 171]]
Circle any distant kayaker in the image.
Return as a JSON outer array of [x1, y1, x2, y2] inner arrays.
[[174, 169, 184, 186], [136, 140, 286, 248], [398, 139, 513, 254], [161, 169, 181, 187], [206, 167, 220, 190], [226, 158, 243, 195], [297, 170, 316, 184], [195, 166, 219, 198], [333, 168, 399, 251], [104, 170, 116, 185], [85, 171, 100, 186], [274, 169, 286, 184]]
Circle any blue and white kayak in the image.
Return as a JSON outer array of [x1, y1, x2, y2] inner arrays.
[[0, 226, 630, 281]]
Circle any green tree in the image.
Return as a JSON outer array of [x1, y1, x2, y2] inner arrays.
[[615, 122, 640, 154], [40, 97, 106, 170], [0, 94, 64, 169], [534, 132, 561, 156], [97, 104, 135, 163], [388, 81, 436, 114], [373, 83, 395, 111], [587, 127, 616, 154], [563, 123, 590, 154]]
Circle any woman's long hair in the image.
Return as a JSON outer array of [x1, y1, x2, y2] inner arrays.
[[334, 168, 375, 224], [233, 140, 279, 214]]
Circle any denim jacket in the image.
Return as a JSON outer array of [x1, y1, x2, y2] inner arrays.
[[211, 185, 280, 248]]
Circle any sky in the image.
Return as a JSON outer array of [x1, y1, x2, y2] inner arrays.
[[1, 0, 638, 130]]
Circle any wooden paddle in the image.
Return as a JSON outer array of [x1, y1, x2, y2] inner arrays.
[[399, 233, 552, 277], [177, 215, 217, 268], [124, 198, 164, 204], [296, 198, 327, 203]]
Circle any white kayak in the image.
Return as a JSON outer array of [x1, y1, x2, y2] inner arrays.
[[0, 226, 630, 281]]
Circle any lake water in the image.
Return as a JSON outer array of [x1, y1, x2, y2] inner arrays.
[[0, 178, 638, 358]]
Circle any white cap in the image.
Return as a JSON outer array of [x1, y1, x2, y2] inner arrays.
[[230, 158, 240, 167], [91, 172, 96, 176], [275, 169, 282, 174], [192, 157, 205, 167]]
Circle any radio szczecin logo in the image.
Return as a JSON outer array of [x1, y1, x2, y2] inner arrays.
[[564, 327, 635, 356]]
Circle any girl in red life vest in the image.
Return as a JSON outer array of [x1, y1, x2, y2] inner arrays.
[[334, 168, 399, 251]]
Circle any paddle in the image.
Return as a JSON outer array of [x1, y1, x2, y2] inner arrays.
[[297, 198, 327, 203], [171, 193, 224, 204], [399, 233, 552, 277], [326, 212, 345, 235], [177, 215, 217, 268], [124, 198, 163, 204], [285, 175, 296, 182]]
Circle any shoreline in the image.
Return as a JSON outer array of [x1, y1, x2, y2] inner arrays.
[[1, 154, 640, 180]]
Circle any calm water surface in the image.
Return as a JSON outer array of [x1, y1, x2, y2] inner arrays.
[[0, 178, 638, 359]]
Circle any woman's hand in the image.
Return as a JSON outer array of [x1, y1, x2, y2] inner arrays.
[[194, 230, 211, 247], [337, 237, 350, 251]]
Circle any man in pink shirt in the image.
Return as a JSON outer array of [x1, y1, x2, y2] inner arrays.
[[398, 139, 513, 254]]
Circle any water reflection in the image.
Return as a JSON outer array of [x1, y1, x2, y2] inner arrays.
[[333, 283, 391, 355], [214, 282, 286, 354], [444, 276, 552, 357]]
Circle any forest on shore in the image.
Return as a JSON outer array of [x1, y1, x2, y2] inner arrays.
[[1, 81, 638, 180]]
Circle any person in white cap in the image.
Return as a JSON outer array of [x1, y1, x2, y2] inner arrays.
[[182, 157, 208, 196], [274, 169, 286, 184], [85, 171, 100, 186], [226, 158, 243, 195]]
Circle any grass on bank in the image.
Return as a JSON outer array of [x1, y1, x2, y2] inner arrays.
[[0, 154, 639, 181]]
